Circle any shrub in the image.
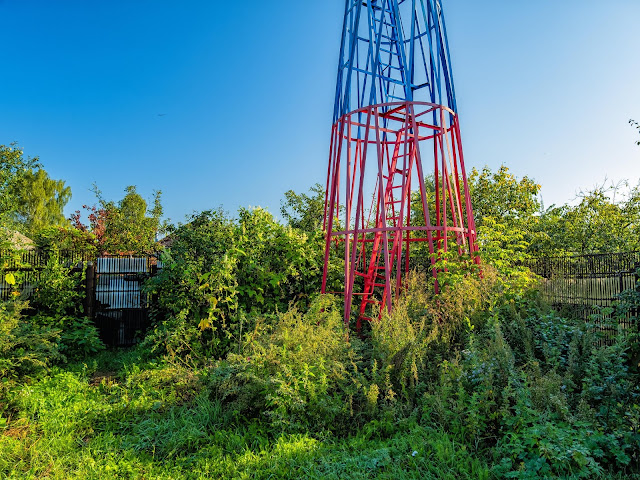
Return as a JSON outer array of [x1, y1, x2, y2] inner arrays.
[[33, 225, 97, 258], [29, 248, 85, 317], [0, 300, 60, 379], [208, 295, 359, 433], [29, 249, 104, 361], [366, 267, 499, 410], [143, 207, 325, 363]]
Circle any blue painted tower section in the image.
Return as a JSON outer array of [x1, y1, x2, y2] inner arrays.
[[333, 0, 457, 122]]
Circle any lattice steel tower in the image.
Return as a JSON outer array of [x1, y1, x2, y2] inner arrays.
[[321, 0, 479, 328]]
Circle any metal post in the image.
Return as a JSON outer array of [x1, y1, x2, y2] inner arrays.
[[84, 261, 95, 319]]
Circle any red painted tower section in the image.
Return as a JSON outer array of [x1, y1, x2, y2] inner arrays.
[[321, 1, 479, 328]]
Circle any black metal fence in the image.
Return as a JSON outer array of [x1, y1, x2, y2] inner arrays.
[[524, 252, 640, 338], [0, 249, 92, 301], [0, 249, 158, 347]]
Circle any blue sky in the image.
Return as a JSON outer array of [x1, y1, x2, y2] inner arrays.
[[1, 0, 639, 224]]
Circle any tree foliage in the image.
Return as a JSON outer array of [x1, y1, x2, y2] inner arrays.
[[631, 119, 640, 146], [71, 185, 163, 255], [9, 168, 71, 235], [144, 206, 325, 360], [0, 143, 39, 229], [464, 166, 640, 256], [469, 165, 541, 226], [34, 225, 97, 257], [280, 183, 325, 233], [533, 182, 640, 255], [0, 144, 73, 241]]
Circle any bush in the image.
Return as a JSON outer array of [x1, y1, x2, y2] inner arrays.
[[143, 207, 325, 363], [29, 248, 85, 317], [28, 249, 104, 361], [0, 300, 60, 379], [33, 225, 97, 258], [208, 295, 359, 433], [365, 267, 499, 411], [417, 282, 640, 478]]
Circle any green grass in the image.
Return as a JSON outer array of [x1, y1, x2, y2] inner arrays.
[[0, 348, 492, 479], [0, 348, 637, 479]]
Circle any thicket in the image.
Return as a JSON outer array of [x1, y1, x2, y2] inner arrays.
[[2, 253, 637, 478], [142, 206, 342, 362]]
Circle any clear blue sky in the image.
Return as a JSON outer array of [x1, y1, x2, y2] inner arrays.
[[1, 0, 639, 224]]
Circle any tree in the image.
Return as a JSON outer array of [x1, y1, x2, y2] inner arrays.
[[0, 143, 39, 228], [71, 185, 163, 255], [533, 182, 640, 255], [280, 183, 326, 233], [9, 168, 71, 235], [468, 165, 541, 226]]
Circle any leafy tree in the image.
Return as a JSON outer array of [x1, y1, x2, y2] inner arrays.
[[9, 168, 71, 235], [279, 183, 345, 295], [407, 166, 542, 268], [534, 183, 640, 254], [407, 166, 540, 234], [0, 144, 73, 240], [469, 165, 541, 226], [0, 143, 39, 229], [280, 183, 325, 232], [72, 185, 163, 255], [101, 185, 163, 254]]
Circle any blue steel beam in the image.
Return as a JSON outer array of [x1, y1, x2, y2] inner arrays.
[[333, 0, 457, 121]]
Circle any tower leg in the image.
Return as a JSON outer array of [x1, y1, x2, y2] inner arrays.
[[323, 101, 478, 329]]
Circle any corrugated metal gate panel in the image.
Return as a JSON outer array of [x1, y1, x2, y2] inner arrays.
[[93, 256, 155, 347]]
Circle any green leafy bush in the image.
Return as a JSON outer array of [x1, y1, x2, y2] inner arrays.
[[33, 225, 97, 257], [144, 207, 325, 363], [29, 249, 104, 361], [0, 300, 60, 379]]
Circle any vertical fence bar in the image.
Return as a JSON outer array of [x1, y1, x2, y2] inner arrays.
[[84, 261, 95, 319]]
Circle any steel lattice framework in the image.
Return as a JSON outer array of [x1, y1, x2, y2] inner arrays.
[[321, 0, 480, 329]]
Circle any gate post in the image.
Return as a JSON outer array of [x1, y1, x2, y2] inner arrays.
[[84, 261, 95, 319]]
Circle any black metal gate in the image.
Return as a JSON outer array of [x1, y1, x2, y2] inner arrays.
[[90, 256, 158, 347]]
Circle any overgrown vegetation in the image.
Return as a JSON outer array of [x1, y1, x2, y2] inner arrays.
[[1, 260, 638, 478], [0, 162, 639, 478]]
